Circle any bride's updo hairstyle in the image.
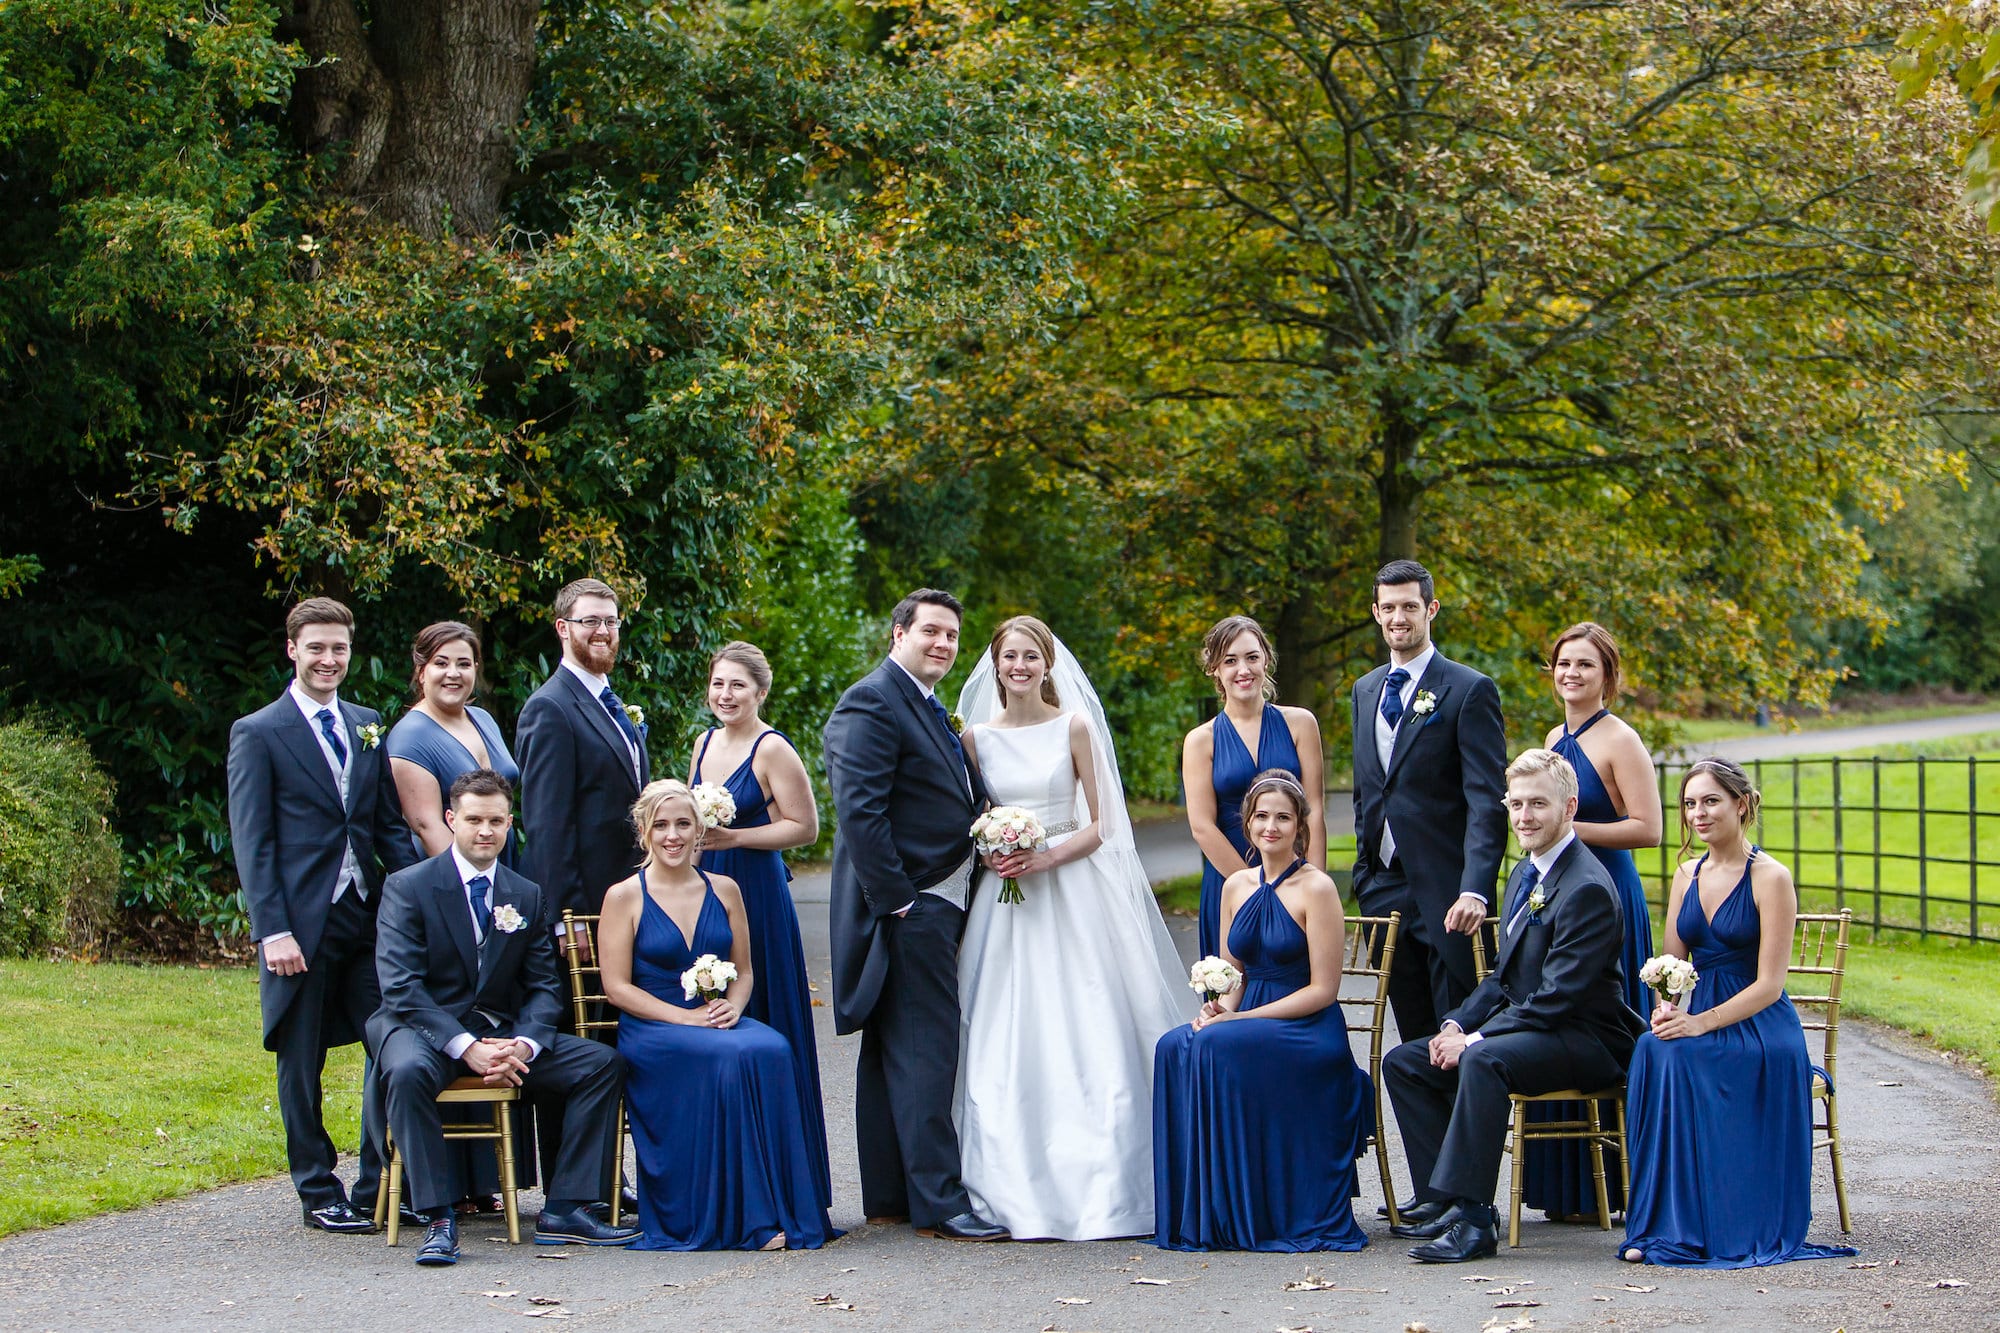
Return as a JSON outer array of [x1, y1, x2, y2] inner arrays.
[[1241, 769, 1311, 860], [987, 614, 1062, 709], [1200, 614, 1277, 701], [631, 778, 702, 846], [1676, 757, 1761, 860]]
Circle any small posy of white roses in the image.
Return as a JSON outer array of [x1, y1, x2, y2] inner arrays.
[[1525, 885, 1547, 918], [624, 703, 645, 728], [1637, 954, 1699, 1008], [356, 722, 385, 750], [948, 711, 966, 733], [1188, 955, 1242, 1004], [971, 805, 1049, 905], [1410, 689, 1438, 718], [681, 953, 738, 1002], [691, 781, 737, 829], [491, 904, 526, 934]]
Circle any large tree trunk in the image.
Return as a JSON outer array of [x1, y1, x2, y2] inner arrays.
[[282, 0, 539, 238], [1374, 408, 1422, 565]]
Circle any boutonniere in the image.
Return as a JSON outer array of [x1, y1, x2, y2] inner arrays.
[[491, 904, 526, 934], [1410, 690, 1438, 718], [624, 704, 645, 728], [1526, 885, 1547, 920], [948, 711, 965, 733], [356, 722, 385, 750]]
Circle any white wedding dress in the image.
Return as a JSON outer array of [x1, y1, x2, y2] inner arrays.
[[953, 711, 1195, 1240]]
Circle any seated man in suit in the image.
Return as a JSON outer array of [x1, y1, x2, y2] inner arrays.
[[370, 769, 639, 1266], [1382, 748, 1644, 1263]]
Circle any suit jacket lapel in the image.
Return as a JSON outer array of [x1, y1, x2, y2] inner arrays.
[[435, 856, 479, 981], [275, 697, 344, 810], [1494, 839, 1584, 979], [475, 873, 520, 997], [1384, 657, 1451, 781], [1352, 665, 1388, 788], [336, 701, 367, 813], [881, 661, 971, 804], [555, 668, 639, 788]]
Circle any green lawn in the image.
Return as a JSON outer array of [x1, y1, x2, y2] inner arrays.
[[0, 961, 363, 1237]]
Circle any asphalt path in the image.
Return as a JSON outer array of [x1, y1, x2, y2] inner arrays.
[[1678, 711, 2000, 764], [5, 810, 1998, 1331]]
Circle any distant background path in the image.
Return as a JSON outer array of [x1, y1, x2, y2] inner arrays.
[[1677, 711, 2000, 763]]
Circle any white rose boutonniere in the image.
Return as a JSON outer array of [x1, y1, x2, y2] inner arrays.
[[1525, 885, 1547, 920], [1410, 690, 1438, 718], [948, 711, 966, 734], [356, 722, 385, 750], [624, 703, 645, 728], [491, 904, 526, 934]]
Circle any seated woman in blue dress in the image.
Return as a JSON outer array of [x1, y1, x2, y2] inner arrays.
[[1154, 770, 1370, 1252], [1622, 757, 1855, 1268], [598, 779, 835, 1252]]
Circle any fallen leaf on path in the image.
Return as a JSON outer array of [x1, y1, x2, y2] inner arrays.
[[1493, 1300, 1543, 1309], [522, 1310, 570, 1320], [1591, 1296, 1612, 1302], [811, 1294, 856, 1311], [1934, 1280, 1967, 1289], [1054, 1298, 1091, 1305], [1480, 1317, 1534, 1332], [1131, 1277, 1173, 1285], [1595, 1283, 1657, 1293], [1875, 1081, 1902, 1087], [1277, 1325, 1316, 1332], [1405, 1324, 1432, 1333], [528, 1297, 563, 1306], [839, 1267, 857, 1274], [533, 1252, 570, 1261], [1283, 1276, 1336, 1292], [481, 1290, 516, 1298], [1848, 1261, 1881, 1269]]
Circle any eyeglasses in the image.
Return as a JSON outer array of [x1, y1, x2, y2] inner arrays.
[[561, 616, 621, 632]]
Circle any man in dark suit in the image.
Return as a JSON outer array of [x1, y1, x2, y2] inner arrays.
[[516, 576, 650, 927], [1382, 749, 1645, 1263], [1350, 558, 1508, 1044], [824, 589, 1005, 1242], [371, 770, 638, 1266], [228, 597, 419, 1232]]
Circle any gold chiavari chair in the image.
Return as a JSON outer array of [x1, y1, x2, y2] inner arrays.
[[374, 1081, 524, 1246], [1791, 909, 1853, 1233], [560, 909, 633, 1227], [1339, 911, 1403, 1227], [1469, 913, 1502, 982]]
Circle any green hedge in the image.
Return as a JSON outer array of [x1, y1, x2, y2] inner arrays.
[[0, 718, 120, 956]]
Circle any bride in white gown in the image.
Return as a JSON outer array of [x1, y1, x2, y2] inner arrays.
[[954, 614, 1195, 1240]]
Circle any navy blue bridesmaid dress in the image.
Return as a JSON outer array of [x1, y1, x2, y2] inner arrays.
[[1198, 705, 1302, 958], [617, 871, 836, 1250], [384, 705, 521, 864], [1154, 861, 1371, 1252], [1522, 710, 1657, 1216], [1622, 853, 1855, 1267], [693, 728, 832, 1209]]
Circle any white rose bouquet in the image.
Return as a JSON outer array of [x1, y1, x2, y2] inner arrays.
[[1188, 955, 1242, 1006], [1637, 954, 1699, 1010], [691, 782, 737, 830], [681, 953, 738, 1003], [970, 806, 1049, 904]]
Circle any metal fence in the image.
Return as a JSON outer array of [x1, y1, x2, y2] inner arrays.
[[1648, 755, 2000, 943]]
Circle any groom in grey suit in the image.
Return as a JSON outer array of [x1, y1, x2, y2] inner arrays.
[[824, 589, 1004, 1241]]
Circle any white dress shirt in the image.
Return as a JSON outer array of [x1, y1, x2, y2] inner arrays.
[[262, 682, 364, 948], [1372, 642, 1436, 871], [442, 845, 541, 1063], [1458, 829, 1578, 1047], [562, 657, 640, 778]]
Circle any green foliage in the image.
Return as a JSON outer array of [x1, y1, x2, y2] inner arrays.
[[0, 557, 35, 599], [0, 718, 120, 956], [1894, 1, 2000, 225]]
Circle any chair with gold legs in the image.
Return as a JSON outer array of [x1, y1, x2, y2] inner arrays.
[[1791, 909, 1853, 1233], [1469, 913, 1502, 982], [373, 1082, 523, 1245], [1502, 1085, 1627, 1247], [561, 909, 633, 1228], [1339, 911, 1402, 1226]]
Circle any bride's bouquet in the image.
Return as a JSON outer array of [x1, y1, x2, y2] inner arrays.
[[681, 953, 738, 1003], [1637, 954, 1699, 1010], [970, 806, 1049, 904], [1189, 955, 1242, 1006], [691, 782, 737, 829]]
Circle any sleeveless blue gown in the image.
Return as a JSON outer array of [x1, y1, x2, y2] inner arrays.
[[617, 872, 836, 1250], [1154, 861, 1371, 1252], [693, 728, 832, 1209], [1522, 710, 1657, 1215], [1622, 854, 1856, 1267], [1198, 705, 1303, 958], [384, 705, 520, 864]]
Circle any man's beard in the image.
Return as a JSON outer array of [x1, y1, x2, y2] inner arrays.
[[576, 639, 619, 674]]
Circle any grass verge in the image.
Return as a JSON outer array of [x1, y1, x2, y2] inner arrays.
[[0, 960, 363, 1238], [1839, 934, 2000, 1075]]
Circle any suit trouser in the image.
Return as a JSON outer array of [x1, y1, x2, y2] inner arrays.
[[269, 888, 385, 1209], [379, 1028, 624, 1215], [1384, 1027, 1624, 1205], [855, 894, 971, 1227], [1360, 862, 1476, 1043]]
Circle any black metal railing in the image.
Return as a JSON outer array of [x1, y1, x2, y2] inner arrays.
[[1649, 755, 2000, 943]]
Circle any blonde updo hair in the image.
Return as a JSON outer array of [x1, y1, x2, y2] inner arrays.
[[631, 778, 701, 844], [1241, 768, 1311, 859], [1200, 614, 1276, 701], [710, 640, 773, 695], [987, 615, 1062, 709]]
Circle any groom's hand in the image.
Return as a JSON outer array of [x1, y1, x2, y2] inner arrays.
[[262, 935, 307, 976], [464, 1039, 528, 1086], [1444, 893, 1487, 934]]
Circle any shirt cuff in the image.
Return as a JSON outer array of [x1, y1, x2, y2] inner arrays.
[[261, 931, 294, 946], [1464, 1031, 1485, 1047], [445, 1032, 477, 1060], [1440, 1019, 1463, 1035], [1458, 890, 1489, 906], [512, 1036, 541, 1062]]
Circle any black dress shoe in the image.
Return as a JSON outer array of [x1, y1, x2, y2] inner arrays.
[[1380, 1197, 1450, 1230], [536, 1205, 642, 1247], [1408, 1206, 1500, 1264], [915, 1212, 1010, 1241], [1376, 1195, 1425, 1219], [415, 1214, 460, 1266], [302, 1201, 376, 1234], [584, 1187, 642, 1222]]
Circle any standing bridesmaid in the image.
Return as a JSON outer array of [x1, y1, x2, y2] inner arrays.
[[1181, 615, 1326, 959], [690, 641, 831, 1209], [1524, 621, 1661, 1220]]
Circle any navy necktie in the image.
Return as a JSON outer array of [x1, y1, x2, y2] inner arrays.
[[925, 693, 967, 769], [469, 874, 493, 942], [1507, 861, 1541, 934], [599, 685, 642, 751], [1379, 667, 1411, 728], [316, 708, 349, 767]]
